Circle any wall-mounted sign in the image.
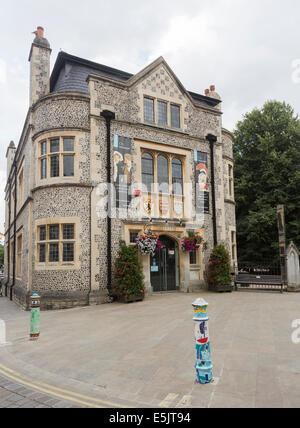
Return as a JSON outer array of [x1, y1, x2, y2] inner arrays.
[[114, 135, 132, 209], [174, 198, 183, 216], [195, 151, 210, 214], [159, 199, 170, 217]]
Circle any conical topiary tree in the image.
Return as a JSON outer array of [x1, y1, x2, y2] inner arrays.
[[113, 245, 145, 301], [207, 245, 233, 292]]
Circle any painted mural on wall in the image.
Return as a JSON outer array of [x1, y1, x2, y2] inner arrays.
[[114, 135, 132, 209], [195, 151, 210, 214]]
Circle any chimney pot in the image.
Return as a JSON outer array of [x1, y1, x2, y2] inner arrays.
[[37, 26, 44, 38], [210, 85, 215, 92], [205, 89, 210, 96]]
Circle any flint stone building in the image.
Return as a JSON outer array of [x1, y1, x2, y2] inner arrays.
[[4, 27, 237, 310]]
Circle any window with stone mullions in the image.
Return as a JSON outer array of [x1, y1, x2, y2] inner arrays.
[[158, 101, 167, 126]]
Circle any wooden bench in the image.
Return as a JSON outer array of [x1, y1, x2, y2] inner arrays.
[[234, 273, 285, 293]]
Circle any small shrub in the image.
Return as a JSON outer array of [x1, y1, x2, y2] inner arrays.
[[113, 245, 145, 299], [208, 245, 232, 291]]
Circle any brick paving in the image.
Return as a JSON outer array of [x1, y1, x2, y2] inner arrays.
[[0, 375, 81, 408]]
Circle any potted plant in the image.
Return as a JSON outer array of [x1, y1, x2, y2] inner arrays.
[[113, 245, 145, 303], [136, 229, 162, 256], [181, 232, 204, 252], [207, 245, 233, 292]]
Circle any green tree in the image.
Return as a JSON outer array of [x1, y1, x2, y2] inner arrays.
[[113, 245, 145, 299], [233, 101, 300, 263]]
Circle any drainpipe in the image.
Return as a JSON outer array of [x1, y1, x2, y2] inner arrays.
[[206, 134, 218, 247], [100, 110, 115, 298], [10, 161, 18, 301], [89, 181, 96, 299], [5, 179, 12, 297]]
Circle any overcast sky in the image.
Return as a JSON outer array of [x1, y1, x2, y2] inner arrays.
[[0, 0, 299, 231]]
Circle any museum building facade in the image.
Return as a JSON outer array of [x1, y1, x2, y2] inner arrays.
[[4, 27, 237, 309]]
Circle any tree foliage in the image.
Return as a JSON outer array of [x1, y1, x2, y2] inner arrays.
[[233, 101, 300, 262]]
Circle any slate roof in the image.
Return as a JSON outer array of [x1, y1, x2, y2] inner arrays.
[[50, 51, 221, 108]]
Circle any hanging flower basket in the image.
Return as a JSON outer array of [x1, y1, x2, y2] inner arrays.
[[136, 230, 162, 256], [181, 232, 204, 252]]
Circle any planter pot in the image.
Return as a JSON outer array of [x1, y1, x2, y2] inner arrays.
[[210, 283, 233, 293], [118, 295, 145, 304]]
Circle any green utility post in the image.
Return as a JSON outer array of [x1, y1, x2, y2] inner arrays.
[[30, 294, 41, 340]]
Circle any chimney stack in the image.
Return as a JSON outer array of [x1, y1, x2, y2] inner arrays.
[[36, 26, 44, 38], [29, 26, 51, 106], [6, 141, 16, 179]]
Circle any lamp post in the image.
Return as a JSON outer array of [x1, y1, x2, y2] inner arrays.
[[192, 298, 213, 384]]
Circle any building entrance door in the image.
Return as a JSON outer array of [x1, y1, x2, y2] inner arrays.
[[150, 235, 179, 292]]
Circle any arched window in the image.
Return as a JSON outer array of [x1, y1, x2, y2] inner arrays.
[[142, 153, 154, 192], [172, 158, 183, 195], [157, 155, 169, 194]]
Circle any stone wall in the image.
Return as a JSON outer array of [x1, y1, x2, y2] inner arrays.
[[33, 93, 90, 136]]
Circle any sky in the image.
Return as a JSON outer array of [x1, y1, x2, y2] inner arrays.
[[0, 0, 299, 231]]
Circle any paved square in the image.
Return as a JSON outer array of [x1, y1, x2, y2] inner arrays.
[[0, 291, 300, 408]]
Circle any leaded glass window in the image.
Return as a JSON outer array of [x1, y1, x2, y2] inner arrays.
[[41, 158, 47, 179], [158, 101, 167, 126], [49, 225, 59, 240], [49, 243, 59, 262], [63, 155, 74, 177], [63, 243, 74, 262], [63, 138, 74, 152], [50, 156, 59, 177], [157, 155, 169, 193], [171, 104, 180, 128], [39, 244, 46, 263], [142, 153, 154, 192], [172, 158, 183, 195], [63, 224, 74, 240], [50, 139, 60, 153], [144, 97, 154, 122]]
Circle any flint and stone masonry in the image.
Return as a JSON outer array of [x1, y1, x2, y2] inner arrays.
[[4, 28, 237, 310]]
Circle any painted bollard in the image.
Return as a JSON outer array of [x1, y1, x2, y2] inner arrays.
[[192, 298, 213, 384], [30, 294, 41, 340]]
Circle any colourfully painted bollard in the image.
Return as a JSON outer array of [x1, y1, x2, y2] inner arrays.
[[192, 298, 213, 384], [30, 294, 41, 341]]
